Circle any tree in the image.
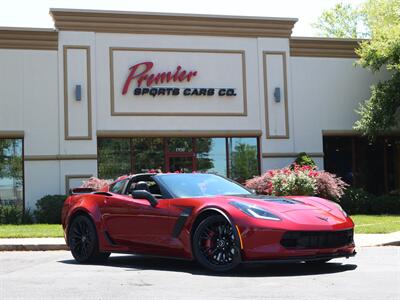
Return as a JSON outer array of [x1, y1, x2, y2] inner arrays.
[[314, 0, 400, 139], [312, 3, 369, 38], [230, 143, 258, 182], [354, 0, 400, 138]]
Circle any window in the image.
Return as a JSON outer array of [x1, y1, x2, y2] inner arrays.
[[0, 139, 23, 206], [98, 138, 131, 179], [97, 137, 260, 182], [109, 179, 128, 194], [196, 138, 227, 176], [132, 138, 164, 173], [228, 138, 259, 183], [323, 135, 400, 195], [323, 137, 354, 185]]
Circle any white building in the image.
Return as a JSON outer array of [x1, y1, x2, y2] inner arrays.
[[0, 9, 392, 210]]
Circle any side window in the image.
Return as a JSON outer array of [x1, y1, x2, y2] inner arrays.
[[127, 178, 163, 198], [109, 179, 127, 194]]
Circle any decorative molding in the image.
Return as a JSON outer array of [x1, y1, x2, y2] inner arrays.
[[322, 130, 400, 137], [0, 27, 58, 50], [263, 51, 289, 139], [65, 174, 93, 194], [63, 45, 93, 140], [50, 9, 297, 38], [290, 37, 362, 58], [0, 131, 24, 138], [322, 130, 360, 136], [97, 130, 262, 138], [25, 154, 97, 161], [262, 152, 324, 158], [109, 47, 247, 116]]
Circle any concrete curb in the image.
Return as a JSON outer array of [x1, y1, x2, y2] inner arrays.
[[0, 244, 69, 251], [373, 241, 400, 247]]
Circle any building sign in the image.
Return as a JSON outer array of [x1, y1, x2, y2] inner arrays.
[[121, 61, 237, 98], [110, 48, 247, 116]]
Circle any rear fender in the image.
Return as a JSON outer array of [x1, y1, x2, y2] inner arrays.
[[65, 196, 105, 249]]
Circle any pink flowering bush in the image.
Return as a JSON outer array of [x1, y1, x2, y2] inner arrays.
[[80, 177, 113, 191], [245, 164, 348, 201], [315, 171, 348, 200]]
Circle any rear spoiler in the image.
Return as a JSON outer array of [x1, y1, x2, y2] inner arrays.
[[69, 187, 96, 195]]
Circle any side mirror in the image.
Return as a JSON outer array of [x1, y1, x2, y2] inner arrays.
[[131, 190, 158, 207]]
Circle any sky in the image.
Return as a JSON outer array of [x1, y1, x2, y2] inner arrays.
[[0, 0, 366, 36]]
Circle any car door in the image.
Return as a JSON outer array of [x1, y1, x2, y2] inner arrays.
[[100, 179, 172, 251]]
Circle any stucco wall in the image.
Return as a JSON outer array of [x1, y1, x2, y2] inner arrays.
[[0, 32, 388, 208]]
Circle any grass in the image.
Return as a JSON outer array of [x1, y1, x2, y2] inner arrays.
[[0, 215, 399, 238], [351, 215, 400, 234], [0, 224, 63, 238]]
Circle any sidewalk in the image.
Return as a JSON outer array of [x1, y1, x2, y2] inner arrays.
[[354, 231, 400, 247], [0, 232, 399, 251]]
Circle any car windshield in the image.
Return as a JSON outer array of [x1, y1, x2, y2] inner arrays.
[[156, 173, 252, 198]]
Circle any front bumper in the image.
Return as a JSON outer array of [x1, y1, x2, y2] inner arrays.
[[239, 227, 356, 261], [243, 250, 356, 264]]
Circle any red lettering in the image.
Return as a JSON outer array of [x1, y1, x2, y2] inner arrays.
[[178, 71, 187, 82], [122, 62, 198, 94], [186, 71, 198, 82], [173, 66, 182, 81], [122, 62, 153, 94]]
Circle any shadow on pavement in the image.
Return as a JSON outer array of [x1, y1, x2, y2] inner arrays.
[[59, 254, 357, 277]]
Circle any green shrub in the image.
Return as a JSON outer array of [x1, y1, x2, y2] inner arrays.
[[0, 205, 34, 224], [21, 209, 34, 224], [0, 205, 21, 224], [370, 195, 400, 214], [34, 195, 67, 224], [340, 188, 372, 214], [341, 188, 400, 215], [292, 152, 316, 168]]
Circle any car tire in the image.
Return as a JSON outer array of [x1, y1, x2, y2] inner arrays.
[[192, 214, 241, 272], [68, 215, 109, 263]]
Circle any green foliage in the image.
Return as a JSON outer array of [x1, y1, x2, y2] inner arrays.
[[230, 143, 258, 182], [0, 205, 34, 224], [312, 3, 368, 38], [341, 187, 400, 214], [354, 0, 400, 138], [354, 73, 400, 137], [0, 139, 23, 185], [293, 152, 316, 168], [313, 0, 400, 139], [34, 195, 67, 224], [271, 171, 316, 196]]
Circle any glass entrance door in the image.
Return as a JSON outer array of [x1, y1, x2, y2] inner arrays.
[[165, 138, 196, 173], [168, 156, 195, 173]]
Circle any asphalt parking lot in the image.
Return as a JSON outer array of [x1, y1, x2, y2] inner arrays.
[[0, 247, 399, 300]]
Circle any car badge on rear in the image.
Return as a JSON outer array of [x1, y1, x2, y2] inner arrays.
[[317, 216, 329, 222]]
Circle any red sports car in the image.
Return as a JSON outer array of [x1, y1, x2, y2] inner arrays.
[[62, 173, 356, 272]]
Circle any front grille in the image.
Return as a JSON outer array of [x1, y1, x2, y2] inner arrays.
[[281, 229, 354, 249]]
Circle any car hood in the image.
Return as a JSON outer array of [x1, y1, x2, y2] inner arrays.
[[223, 194, 335, 213], [218, 194, 349, 224]]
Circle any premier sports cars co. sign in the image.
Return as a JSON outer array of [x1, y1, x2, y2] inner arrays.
[[121, 61, 237, 97], [110, 48, 247, 116]]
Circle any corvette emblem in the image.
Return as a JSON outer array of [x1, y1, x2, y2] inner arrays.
[[317, 216, 329, 222]]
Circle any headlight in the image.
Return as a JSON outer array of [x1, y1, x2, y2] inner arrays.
[[229, 201, 281, 221], [332, 202, 348, 217]]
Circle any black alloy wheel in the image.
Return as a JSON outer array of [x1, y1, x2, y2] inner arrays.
[[193, 215, 241, 272], [68, 215, 110, 263]]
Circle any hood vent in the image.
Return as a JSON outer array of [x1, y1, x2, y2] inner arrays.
[[238, 194, 303, 204]]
